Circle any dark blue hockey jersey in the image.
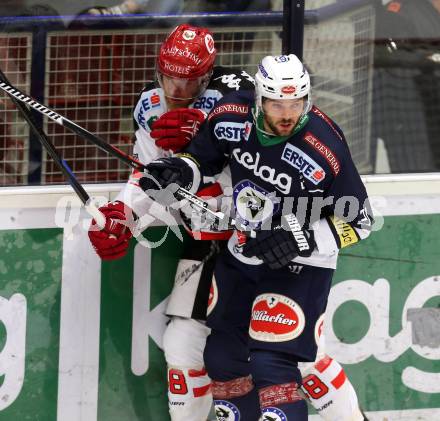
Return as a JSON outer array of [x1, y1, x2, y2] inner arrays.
[[182, 90, 373, 269]]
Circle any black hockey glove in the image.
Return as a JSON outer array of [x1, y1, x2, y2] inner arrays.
[[241, 213, 315, 269], [139, 157, 195, 206]]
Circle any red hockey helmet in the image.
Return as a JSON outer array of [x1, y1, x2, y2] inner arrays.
[[156, 24, 216, 103], [157, 24, 217, 79]]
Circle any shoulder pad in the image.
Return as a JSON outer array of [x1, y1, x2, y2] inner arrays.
[[133, 85, 166, 132], [208, 101, 251, 121], [134, 81, 158, 103], [208, 66, 255, 94], [310, 106, 345, 142]]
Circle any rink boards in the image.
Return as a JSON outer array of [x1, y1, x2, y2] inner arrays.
[[0, 176, 440, 420]]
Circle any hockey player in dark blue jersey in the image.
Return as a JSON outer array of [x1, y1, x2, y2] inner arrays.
[[87, 24, 255, 421], [140, 54, 373, 420]]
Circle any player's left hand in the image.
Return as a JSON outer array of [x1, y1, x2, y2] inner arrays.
[[151, 108, 207, 152], [241, 213, 315, 269], [88, 201, 135, 260]]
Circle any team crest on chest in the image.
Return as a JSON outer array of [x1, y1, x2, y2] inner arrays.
[[233, 180, 280, 229]]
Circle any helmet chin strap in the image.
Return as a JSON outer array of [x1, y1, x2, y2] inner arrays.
[[252, 108, 310, 148], [164, 93, 198, 101], [252, 107, 275, 137]]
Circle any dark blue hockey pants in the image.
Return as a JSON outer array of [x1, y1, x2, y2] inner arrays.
[[204, 249, 333, 420]]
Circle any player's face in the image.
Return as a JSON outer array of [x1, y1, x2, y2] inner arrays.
[[262, 98, 305, 136], [160, 74, 202, 108]]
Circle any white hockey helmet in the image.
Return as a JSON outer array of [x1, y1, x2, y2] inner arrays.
[[255, 54, 312, 118]]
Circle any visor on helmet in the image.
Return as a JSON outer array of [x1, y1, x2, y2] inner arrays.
[[157, 70, 212, 101]]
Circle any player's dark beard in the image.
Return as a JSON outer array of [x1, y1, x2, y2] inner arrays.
[[267, 118, 295, 136]]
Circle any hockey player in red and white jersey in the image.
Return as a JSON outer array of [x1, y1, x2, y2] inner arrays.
[[88, 25, 367, 421], [299, 324, 367, 421], [88, 24, 252, 421]]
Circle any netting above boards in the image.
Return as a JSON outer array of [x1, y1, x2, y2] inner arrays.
[[0, 3, 375, 185]]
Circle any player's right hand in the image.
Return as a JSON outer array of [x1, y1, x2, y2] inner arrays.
[[88, 201, 134, 260], [150, 108, 207, 152], [241, 213, 315, 269], [139, 157, 196, 205]]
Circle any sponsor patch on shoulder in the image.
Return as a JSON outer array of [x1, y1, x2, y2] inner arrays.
[[192, 90, 222, 112], [135, 90, 163, 130], [303, 132, 340, 176], [281, 143, 326, 185], [151, 93, 160, 106], [249, 293, 305, 342], [312, 107, 343, 141], [214, 122, 246, 142], [208, 103, 249, 120]]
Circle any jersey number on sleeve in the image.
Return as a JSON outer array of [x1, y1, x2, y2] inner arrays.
[[168, 368, 189, 395]]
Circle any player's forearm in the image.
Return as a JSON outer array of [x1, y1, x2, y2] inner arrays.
[[182, 135, 228, 179], [313, 211, 373, 257]]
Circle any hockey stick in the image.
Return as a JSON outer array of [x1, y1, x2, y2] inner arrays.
[[0, 70, 106, 228], [174, 186, 247, 234], [0, 78, 249, 234], [0, 78, 144, 172]]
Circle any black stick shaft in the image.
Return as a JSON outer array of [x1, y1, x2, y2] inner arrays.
[[0, 75, 247, 234], [0, 79, 144, 172], [0, 70, 106, 227]]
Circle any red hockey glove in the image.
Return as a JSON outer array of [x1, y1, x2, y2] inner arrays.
[[88, 201, 134, 260], [151, 108, 207, 152]]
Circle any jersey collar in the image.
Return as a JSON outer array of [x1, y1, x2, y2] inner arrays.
[[255, 111, 309, 147]]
